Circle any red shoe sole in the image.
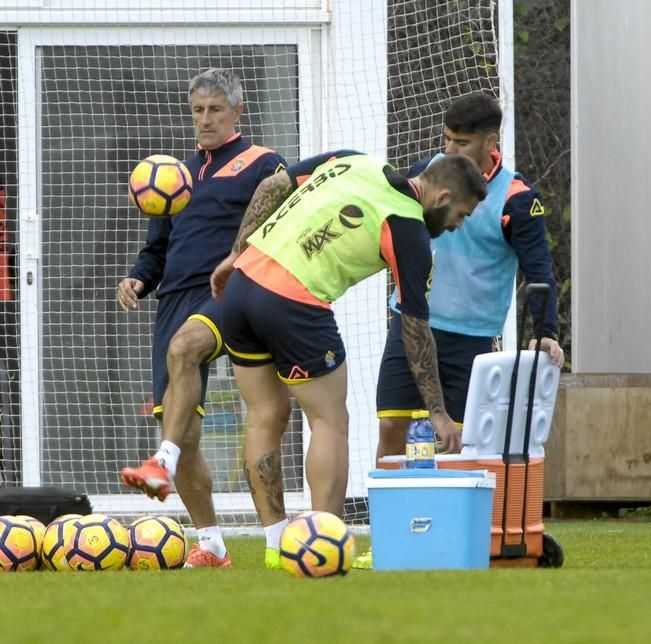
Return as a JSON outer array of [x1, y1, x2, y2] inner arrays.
[[120, 470, 170, 501]]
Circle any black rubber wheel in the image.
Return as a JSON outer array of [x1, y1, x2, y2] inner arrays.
[[538, 532, 564, 568]]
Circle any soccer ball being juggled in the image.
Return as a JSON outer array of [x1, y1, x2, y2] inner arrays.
[[127, 515, 187, 570], [279, 511, 356, 578], [128, 154, 192, 217], [63, 513, 129, 571], [0, 515, 39, 572]]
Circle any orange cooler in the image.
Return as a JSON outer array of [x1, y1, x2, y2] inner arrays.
[[436, 454, 545, 566]]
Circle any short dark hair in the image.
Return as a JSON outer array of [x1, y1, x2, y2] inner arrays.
[[444, 93, 502, 134], [420, 154, 487, 203], [188, 68, 243, 107]]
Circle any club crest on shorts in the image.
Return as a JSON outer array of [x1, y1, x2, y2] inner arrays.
[[288, 365, 309, 380], [324, 350, 336, 368]]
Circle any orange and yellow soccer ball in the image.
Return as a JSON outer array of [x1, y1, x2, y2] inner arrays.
[[15, 515, 46, 569], [127, 515, 187, 570], [41, 513, 82, 571], [279, 511, 356, 578], [63, 513, 129, 571], [0, 515, 39, 572], [128, 154, 192, 217]]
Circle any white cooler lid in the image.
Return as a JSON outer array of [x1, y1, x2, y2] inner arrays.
[[367, 469, 496, 489]]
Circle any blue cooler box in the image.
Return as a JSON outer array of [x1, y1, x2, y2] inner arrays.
[[367, 468, 495, 570]]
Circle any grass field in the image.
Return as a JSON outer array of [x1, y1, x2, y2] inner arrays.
[[2, 520, 651, 643]]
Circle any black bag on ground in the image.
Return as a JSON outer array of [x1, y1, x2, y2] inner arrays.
[[0, 486, 92, 525]]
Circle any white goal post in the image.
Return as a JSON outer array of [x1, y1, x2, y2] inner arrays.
[[1, 0, 513, 525]]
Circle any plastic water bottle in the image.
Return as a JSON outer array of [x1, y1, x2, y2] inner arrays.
[[405, 414, 436, 468]]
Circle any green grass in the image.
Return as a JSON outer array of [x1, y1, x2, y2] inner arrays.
[[2, 521, 651, 643]]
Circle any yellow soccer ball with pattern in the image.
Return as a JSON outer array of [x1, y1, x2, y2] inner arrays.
[[128, 154, 192, 217], [0, 515, 39, 572], [41, 514, 82, 571], [64, 514, 129, 571], [127, 515, 187, 570], [16, 515, 46, 569], [279, 511, 356, 578]]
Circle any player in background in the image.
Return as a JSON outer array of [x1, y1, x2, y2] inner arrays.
[[375, 92, 563, 457], [351, 93, 564, 570], [210, 151, 487, 568], [118, 68, 286, 568]]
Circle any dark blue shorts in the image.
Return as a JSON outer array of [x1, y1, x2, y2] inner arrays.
[[375, 314, 493, 423], [152, 284, 226, 417], [220, 270, 346, 382]]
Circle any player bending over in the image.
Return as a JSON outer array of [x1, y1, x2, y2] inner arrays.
[[209, 150, 486, 568]]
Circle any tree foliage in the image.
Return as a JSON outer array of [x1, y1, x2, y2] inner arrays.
[[514, 0, 571, 366]]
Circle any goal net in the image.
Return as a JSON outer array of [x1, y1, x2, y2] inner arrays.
[[0, 0, 503, 528]]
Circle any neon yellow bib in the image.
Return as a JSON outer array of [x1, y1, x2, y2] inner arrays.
[[248, 154, 424, 301]]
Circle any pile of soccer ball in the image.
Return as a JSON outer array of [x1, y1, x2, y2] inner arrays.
[[0, 513, 187, 572], [1, 510, 357, 577]]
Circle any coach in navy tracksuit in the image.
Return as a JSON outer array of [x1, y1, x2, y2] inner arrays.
[[118, 68, 286, 568]]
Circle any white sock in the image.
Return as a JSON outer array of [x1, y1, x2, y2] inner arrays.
[[154, 440, 181, 479], [197, 526, 227, 559], [264, 518, 289, 550]]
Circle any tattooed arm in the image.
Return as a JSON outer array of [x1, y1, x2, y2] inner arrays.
[[380, 215, 461, 451], [211, 171, 293, 299], [401, 313, 462, 453], [231, 172, 294, 255], [400, 313, 445, 413]]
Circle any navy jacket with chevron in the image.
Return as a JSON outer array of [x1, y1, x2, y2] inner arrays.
[[129, 134, 286, 298]]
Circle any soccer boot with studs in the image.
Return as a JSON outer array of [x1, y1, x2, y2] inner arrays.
[[183, 543, 232, 568], [120, 456, 171, 502]]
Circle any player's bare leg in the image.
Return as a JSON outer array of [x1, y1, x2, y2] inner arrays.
[[376, 416, 411, 464], [175, 413, 215, 528], [165, 320, 232, 566], [234, 363, 291, 568], [176, 417, 231, 567], [120, 318, 230, 566], [290, 362, 349, 517], [162, 318, 216, 448], [235, 363, 291, 525], [121, 318, 215, 500]]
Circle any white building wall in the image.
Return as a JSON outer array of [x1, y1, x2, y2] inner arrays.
[[572, 0, 651, 372]]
